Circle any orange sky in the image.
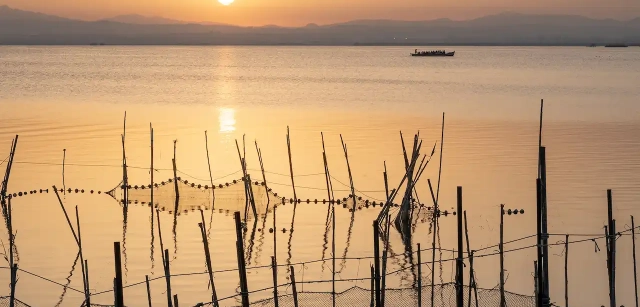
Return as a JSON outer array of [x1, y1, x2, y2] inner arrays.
[[2, 0, 639, 26]]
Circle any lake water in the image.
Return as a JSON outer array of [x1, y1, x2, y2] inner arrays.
[[0, 46, 639, 307]]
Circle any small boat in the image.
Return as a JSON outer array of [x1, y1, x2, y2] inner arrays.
[[605, 44, 628, 48], [411, 49, 455, 57]]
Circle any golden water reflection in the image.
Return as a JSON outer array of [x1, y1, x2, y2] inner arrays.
[[219, 107, 236, 133]]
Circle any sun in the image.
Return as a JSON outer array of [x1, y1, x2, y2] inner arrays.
[[218, 0, 234, 5]]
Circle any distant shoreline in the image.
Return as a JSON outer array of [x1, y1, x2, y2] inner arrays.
[[1, 43, 639, 47]]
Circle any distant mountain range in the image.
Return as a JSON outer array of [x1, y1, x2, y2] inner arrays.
[[1, 5, 639, 45]]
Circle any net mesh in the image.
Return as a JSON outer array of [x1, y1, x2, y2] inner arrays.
[[109, 177, 415, 219], [0, 297, 31, 307], [218, 283, 536, 307]]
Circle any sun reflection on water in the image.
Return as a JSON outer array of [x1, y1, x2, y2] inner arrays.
[[219, 107, 236, 133]]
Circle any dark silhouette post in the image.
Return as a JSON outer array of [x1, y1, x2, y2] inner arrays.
[[114, 242, 124, 307], [234, 212, 250, 307], [374, 220, 381, 307], [456, 187, 464, 307]]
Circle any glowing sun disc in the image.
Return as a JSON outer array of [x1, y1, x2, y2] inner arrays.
[[218, 0, 234, 5]]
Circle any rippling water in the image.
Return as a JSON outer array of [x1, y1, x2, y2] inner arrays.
[[0, 46, 639, 306]]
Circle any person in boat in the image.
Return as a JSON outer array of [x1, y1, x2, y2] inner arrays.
[[415, 49, 418, 54]]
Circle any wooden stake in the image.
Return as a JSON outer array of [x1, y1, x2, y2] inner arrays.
[[114, 242, 124, 307], [145, 275, 152, 307], [564, 235, 569, 307], [290, 265, 299, 307], [633, 216, 639, 307], [235, 211, 250, 307], [199, 210, 219, 307], [173, 294, 179, 307], [271, 256, 279, 307], [499, 204, 505, 307]]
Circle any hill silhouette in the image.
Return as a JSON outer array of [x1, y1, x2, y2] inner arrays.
[[1, 5, 638, 45]]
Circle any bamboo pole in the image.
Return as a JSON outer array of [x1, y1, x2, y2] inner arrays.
[[205, 131, 215, 210], [76, 206, 90, 306], [427, 179, 438, 307], [464, 211, 478, 307], [340, 135, 356, 209], [381, 249, 388, 306], [146, 275, 152, 307], [383, 162, 389, 202], [606, 189, 615, 307], [499, 204, 505, 307], [235, 211, 250, 307], [417, 243, 422, 307], [172, 157, 179, 200], [53, 187, 80, 244], [271, 256, 279, 307], [564, 235, 569, 307], [370, 265, 375, 307], [122, 112, 128, 209], [156, 211, 172, 307], [456, 187, 464, 307], [534, 261, 539, 307], [286, 127, 297, 204], [62, 149, 66, 195], [633, 216, 639, 307], [332, 205, 336, 307], [9, 264, 16, 307], [8, 196, 15, 307], [373, 220, 381, 307], [164, 249, 173, 307], [199, 210, 219, 307], [290, 265, 299, 307], [85, 260, 90, 306], [535, 178, 542, 307], [150, 125, 155, 267], [539, 147, 550, 307], [156, 210, 165, 268], [114, 242, 124, 307], [611, 219, 617, 307]]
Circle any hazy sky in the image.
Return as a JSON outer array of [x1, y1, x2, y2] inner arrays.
[[2, 0, 639, 26]]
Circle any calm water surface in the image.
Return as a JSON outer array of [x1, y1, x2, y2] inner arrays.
[[0, 46, 639, 306]]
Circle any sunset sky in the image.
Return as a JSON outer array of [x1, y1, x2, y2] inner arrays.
[[2, 0, 639, 26]]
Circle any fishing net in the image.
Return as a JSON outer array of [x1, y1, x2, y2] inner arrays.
[[219, 283, 536, 307], [0, 297, 31, 307], [106, 177, 412, 220]]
